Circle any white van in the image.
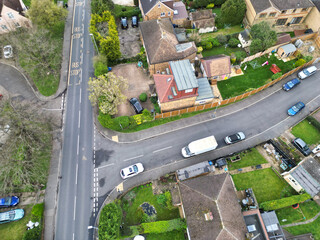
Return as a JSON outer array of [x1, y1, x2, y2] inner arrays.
[[181, 135, 218, 158], [298, 66, 317, 79]]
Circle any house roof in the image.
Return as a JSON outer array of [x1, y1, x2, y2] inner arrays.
[[261, 211, 285, 239], [153, 74, 175, 103], [139, 18, 197, 65], [190, 9, 214, 21], [169, 60, 198, 90], [196, 77, 214, 101], [140, 0, 173, 15], [249, 0, 314, 13], [201, 54, 231, 78], [179, 173, 247, 240], [291, 157, 320, 197], [276, 33, 291, 45], [172, 1, 188, 20], [240, 29, 251, 42], [0, 0, 26, 15], [243, 210, 268, 240], [312, 0, 320, 11], [279, 43, 297, 53]]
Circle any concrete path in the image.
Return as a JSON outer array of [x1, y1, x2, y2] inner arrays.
[[282, 210, 320, 228]]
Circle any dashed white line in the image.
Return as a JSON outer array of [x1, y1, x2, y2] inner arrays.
[[77, 135, 80, 155], [78, 111, 81, 128], [123, 155, 143, 162], [75, 163, 78, 185], [73, 196, 77, 220], [79, 88, 82, 104], [153, 146, 172, 153]]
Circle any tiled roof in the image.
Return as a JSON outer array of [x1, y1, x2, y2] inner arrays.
[[172, 1, 188, 20], [248, 0, 272, 14], [201, 55, 231, 78], [140, 0, 174, 15], [0, 0, 25, 15], [312, 0, 320, 11], [190, 9, 214, 21], [153, 74, 175, 103], [249, 0, 314, 13]]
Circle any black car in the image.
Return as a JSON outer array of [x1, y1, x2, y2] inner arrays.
[[121, 17, 128, 29], [293, 138, 312, 156], [132, 16, 138, 27], [129, 98, 144, 114]]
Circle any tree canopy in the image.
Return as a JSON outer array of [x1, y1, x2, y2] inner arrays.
[[88, 73, 128, 115], [221, 0, 246, 25], [250, 21, 277, 52]]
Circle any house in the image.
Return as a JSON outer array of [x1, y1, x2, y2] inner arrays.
[[261, 211, 286, 240], [238, 28, 252, 48], [153, 59, 214, 112], [178, 173, 248, 240], [282, 157, 320, 197], [305, 0, 320, 32], [138, 0, 188, 26], [277, 43, 297, 58], [139, 18, 197, 75], [200, 55, 231, 82], [244, 0, 315, 31], [189, 9, 216, 34], [0, 0, 31, 34]]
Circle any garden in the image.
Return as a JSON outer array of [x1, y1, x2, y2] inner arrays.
[[291, 116, 320, 146], [227, 148, 268, 171], [285, 216, 320, 239]]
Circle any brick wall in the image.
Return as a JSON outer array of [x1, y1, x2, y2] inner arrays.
[[161, 96, 197, 112], [144, 3, 174, 21]]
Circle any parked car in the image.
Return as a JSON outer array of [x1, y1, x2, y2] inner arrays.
[[0, 209, 24, 224], [298, 66, 317, 79], [132, 16, 138, 27], [293, 138, 312, 156], [287, 101, 305, 116], [129, 98, 144, 114], [3, 45, 13, 58], [282, 78, 301, 91], [121, 17, 128, 29], [224, 132, 246, 144], [0, 196, 19, 208], [120, 163, 144, 179]]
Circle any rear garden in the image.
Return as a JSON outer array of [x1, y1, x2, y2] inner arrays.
[[227, 148, 268, 171], [291, 116, 320, 146]]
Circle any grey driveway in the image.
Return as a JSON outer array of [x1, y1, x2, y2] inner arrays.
[[117, 21, 141, 58]]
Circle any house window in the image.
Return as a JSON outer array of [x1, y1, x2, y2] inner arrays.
[[168, 11, 171, 16], [156, 70, 160, 74], [14, 22, 20, 28], [185, 89, 193, 93], [281, 10, 287, 14], [7, 12, 14, 19], [302, 8, 308, 12], [168, 95, 173, 100], [292, 9, 296, 13], [276, 18, 287, 25], [160, 12, 166, 17], [1, 25, 8, 30], [259, 13, 267, 18], [171, 87, 177, 96], [158, 4, 160, 8], [290, 17, 302, 24], [269, 12, 276, 17]]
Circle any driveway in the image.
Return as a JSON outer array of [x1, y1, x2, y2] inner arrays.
[[112, 63, 154, 116], [117, 21, 141, 58]]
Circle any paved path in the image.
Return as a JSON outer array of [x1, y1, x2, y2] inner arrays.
[[282, 210, 320, 228]]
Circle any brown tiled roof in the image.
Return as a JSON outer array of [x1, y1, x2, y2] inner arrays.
[[193, 18, 215, 29], [201, 55, 231, 78], [153, 74, 175, 103], [162, 0, 174, 9], [276, 33, 291, 45], [139, 18, 197, 64], [172, 1, 188, 20], [0, 0, 25, 15], [190, 9, 214, 21]]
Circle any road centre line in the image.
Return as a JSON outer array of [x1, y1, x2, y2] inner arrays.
[[79, 88, 82, 104], [123, 155, 144, 162], [153, 146, 172, 153], [73, 196, 77, 221], [77, 135, 80, 155], [78, 111, 81, 129], [75, 163, 78, 185], [96, 163, 115, 170]]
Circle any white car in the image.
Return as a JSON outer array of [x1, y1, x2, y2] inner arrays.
[[298, 66, 317, 79], [120, 163, 144, 179], [224, 132, 246, 144], [3, 45, 13, 58]]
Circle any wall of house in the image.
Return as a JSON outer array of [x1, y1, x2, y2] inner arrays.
[[304, 7, 320, 32], [144, 3, 174, 21], [0, 6, 31, 34], [283, 174, 303, 193], [172, 18, 189, 28], [160, 96, 197, 112], [238, 34, 252, 48], [244, 0, 257, 26]]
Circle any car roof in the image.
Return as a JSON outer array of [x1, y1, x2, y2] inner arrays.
[[295, 138, 306, 146], [307, 66, 317, 71]]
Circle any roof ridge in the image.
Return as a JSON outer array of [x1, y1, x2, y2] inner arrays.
[[179, 181, 215, 201], [216, 174, 228, 202]]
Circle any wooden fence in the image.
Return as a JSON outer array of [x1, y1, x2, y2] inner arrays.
[[155, 58, 316, 119]]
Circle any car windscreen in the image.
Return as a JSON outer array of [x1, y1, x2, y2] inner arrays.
[[133, 165, 138, 172], [185, 147, 191, 155], [132, 17, 137, 24], [303, 69, 310, 75], [287, 81, 294, 88], [230, 134, 239, 141]]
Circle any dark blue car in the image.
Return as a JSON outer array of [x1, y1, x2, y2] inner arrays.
[[282, 78, 301, 91], [288, 101, 305, 116], [0, 196, 19, 208]]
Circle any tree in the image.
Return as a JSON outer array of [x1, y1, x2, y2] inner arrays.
[[99, 202, 122, 240], [27, 0, 67, 28], [88, 73, 128, 115], [213, 0, 227, 5], [250, 21, 277, 51], [250, 38, 263, 54], [221, 0, 246, 25]]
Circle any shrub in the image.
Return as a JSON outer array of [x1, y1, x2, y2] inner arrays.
[[205, 41, 213, 49], [142, 109, 153, 121], [23, 203, 45, 240], [235, 51, 247, 63], [294, 58, 306, 68], [197, 46, 203, 53], [113, 116, 130, 129], [154, 105, 161, 114], [99, 202, 122, 240], [98, 112, 114, 128], [150, 96, 158, 104], [211, 38, 221, 47], [216, 34, 227, 44], [200, 40, 208, 47], [306, 116, 320, 132], [31, 203, 44, 220], [206, 3, 215, 8], [93, 55, 109, 77], [228, 37, 240, 47], [260, 193, 311, 211], [165, 191, 172, 209], [139, 92, 147, 102], [271, 72, 282, 80], [116, 7, 141, 18], [230, 53, 236, 64], [156, 194, 167, 206], [140, 218, 186, 234], [303, 55, 313, 63]]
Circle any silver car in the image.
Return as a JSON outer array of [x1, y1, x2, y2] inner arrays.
[[224, 132, 246, 144]]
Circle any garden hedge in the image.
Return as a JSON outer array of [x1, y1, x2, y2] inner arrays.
[[23, 203, 45, 240], [99, 202, 122, 240], [140, 218, 186, 234], [260, 193, 311, 211], [306, 116, 320, 132]]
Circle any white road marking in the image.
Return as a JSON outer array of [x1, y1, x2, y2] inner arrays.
[[153, 146, 172, 153], [78, 111, 81, 129], [73, 196, 77, 220], [96, 163, 115, 170], [77, 135, 80, 155], [123, 155, 143, 162], [79, 88, 82, 104], [75, 163, 78, 185], [73, 233, 74, 240]]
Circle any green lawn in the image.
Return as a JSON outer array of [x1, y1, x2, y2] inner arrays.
[[0, 204, 32, 240], [121, 184, 180, 227], [232, 168, 296, 203], [291, 119, 320, 145], [202, 46, 245, 58], [211, 7, 221, 16], [200, 25, 243, 40], [276, 201, 320, 225], [218, 54, 295, 99], [146, 230, 186, 240], [227, 148, 268, 171], [285, 216, 320, 240]]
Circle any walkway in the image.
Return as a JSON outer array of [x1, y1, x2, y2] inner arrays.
[[228, 163, 271, 175], [282, 210, 320, 228]]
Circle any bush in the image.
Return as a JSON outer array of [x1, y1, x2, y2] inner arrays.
[[116, 7, 141, 18], [154, 105, 161, 114], [197, 46, 203, 53], [260, 193, 311, 211], [206, 3, 215, 8], [140, 218, 186, 234], [271, 72, 282, 80], [211, 38, 221, 47], [165, 191, 172, 208], [205, 41, 213, 49], [23, 203, 45, 240], [228, 37, 240, 47], [113, 116, 130, 129], [157, 194, 167, 206], [93, 55, 109, 77], [99, 202, 122, 240], [216, 34, 227, 44], [306, 116, 320, 132], [139, 93, 148, 102], [230, 53, 236, 64], [303, 55, 313, 63], [234, 51, 247, 63], [150, 96, 158, 104], [294, 58, 306, 68]]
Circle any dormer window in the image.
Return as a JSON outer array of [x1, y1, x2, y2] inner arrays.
[[281, 10, 286, 14], [7, 12, 14, 19]]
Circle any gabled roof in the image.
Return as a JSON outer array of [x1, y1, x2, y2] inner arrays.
[[240, 29, 251, 42], [140, 18, 197, 65], [261, 211, 285, 239], [0, 0, 26, 15], [279, 43, 296, 53], [153, 74, 174, 103], [172, 1, 188, 20], [201, 54, 231, 78], [249, 0, 314, 13], [139, 0, 173, 15], [169, 60, 198, 90], [312, 0, 320, 11]]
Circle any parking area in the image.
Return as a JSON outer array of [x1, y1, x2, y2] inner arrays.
[[112, 63, 154, 116], [117, 20, 141, 58]]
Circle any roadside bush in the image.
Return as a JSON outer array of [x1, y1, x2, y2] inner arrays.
[[206, 3, 215, 8], [294, 58, 306, 68], [142, 109, 153, 121], [113, 116, 130, 129], [303, 55, 313, 63], [211, 38, 221, 47], [205, 41, 213, 50], [139, 93, 148, 102], [228, 37, 240, 47], [93, 55, 109, 77], [216, 34, 227, 44], [260, 193, 311, 211], [306, 116, 320, 132], [98, 112, 114, 129], [23, 203, 45, 240], [140, 218, 186, 234], [271, 72, 282, 80], [99, 202, 122, 240]]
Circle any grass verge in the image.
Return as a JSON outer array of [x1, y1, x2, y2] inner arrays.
[[231, 168, 296, 203], [291, 119, 320, 145], [202, 46, 245, 58], [285, 216, 320, 239], [227, 148, 268, 171], [200, 25, 243, 40]]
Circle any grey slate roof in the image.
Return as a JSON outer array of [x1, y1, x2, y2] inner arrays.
[[250, 0, 272, 13], [140, 0, 173, 15], [169, 60, 198, 90], [291, 158, 320, 197], [280, 43, 296, 53], [176, 161, 214, 181], [312, 0, 320, 11], [196, 78, 214, 101], [249, 0, 314, 13], [240, 29, 251, 42], [261, 211, 285, 240]]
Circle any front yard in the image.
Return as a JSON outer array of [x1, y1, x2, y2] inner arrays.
[[232, 168, 296, 203], [291, 119, 320, 145], [227, 148, 268, 171]]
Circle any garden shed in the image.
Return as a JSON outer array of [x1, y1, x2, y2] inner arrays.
[[277, 43, 297, 58], [189, 9, 216, 34]]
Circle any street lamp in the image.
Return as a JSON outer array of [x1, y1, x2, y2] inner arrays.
[[89, 33, 99, 55], [88, 226, 98, 230]]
